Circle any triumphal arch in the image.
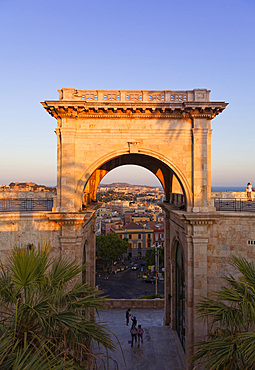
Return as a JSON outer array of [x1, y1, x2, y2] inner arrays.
[[42, 88, 227, 363]]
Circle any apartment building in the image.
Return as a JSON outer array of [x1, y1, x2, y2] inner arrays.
[[110, 222, 153, 258]]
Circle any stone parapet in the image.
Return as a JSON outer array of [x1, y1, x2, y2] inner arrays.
[[104, 299, 164, 309], [58, 88, 211, 103], [211, 191, 247, 199], [42, 88, 227, 122], [0, 191, 56, 199]]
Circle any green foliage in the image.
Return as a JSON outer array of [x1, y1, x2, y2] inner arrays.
[[0, 243, 116, 369], [145, 247, 164, 266], [96, 234, 129, 261], [138, 293, 163, 299], [192, 255, 255, 369]]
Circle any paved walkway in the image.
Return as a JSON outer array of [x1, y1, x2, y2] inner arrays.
[[95, 309, 185, 370]]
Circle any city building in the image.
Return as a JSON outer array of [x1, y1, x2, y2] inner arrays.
[[131, 213, 151, 223], [101, 217, 123, 235], [111, 221, 153, 258], [147, 221, 165, 247]]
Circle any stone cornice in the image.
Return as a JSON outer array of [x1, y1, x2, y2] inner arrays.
[[41, 88, 228, 121], [41, 102, 227, 120], [48, 213, 86, 225], [161, 206, 222, 225], [180, 212, 221, 225]]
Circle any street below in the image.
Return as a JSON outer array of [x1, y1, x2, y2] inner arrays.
[[96, 267, 164, 299]]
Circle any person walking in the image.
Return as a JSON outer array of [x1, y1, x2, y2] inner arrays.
[[247, 182, 252, 201], [137, 324, 144, 347], [131, 315, 137, 326], [130, 324, 138, 347], [126, 309, 131, 326]]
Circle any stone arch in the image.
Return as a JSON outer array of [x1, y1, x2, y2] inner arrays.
[[42, 88, 227, 366], [75, 149, 192, 211]]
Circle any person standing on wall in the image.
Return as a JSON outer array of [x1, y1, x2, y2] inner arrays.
[[247, 182, 252, 201]]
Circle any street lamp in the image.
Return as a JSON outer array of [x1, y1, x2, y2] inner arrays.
[[153, 244, 161, 296]]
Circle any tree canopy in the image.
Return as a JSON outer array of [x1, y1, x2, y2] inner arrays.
[[96, 233, 129, 261], [145, 247, 164, 267]]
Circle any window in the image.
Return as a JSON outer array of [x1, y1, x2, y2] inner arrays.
[[138, 242, 142, 250], [129, 234, 132, 239], [119, 235, 122, 239], [155, 234, 159, 241], [148, 234, 151, 240], [138, 234, 141, 239], [129, 243, 132, 251], [147, 241, 151, 248], [248, 240, 255, 245]]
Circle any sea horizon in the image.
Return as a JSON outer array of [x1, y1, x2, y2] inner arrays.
[[211, 186, 246, 192]]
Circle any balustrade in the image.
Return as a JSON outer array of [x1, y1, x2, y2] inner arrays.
[[59, 88, 210, 103], [214, 198, 255, 212], [0, 198, 53, 212]]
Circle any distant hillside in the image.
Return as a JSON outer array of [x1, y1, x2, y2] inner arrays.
[[98, 182, 162, 189]]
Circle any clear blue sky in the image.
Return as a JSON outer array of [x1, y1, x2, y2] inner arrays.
[[0, 0, 254, 187]]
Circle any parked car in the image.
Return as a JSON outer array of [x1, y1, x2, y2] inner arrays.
[[142, 276, 155, 284], [132, 264, 138, 270]]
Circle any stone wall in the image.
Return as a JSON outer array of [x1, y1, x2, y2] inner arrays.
[[206, 212, 255, 291], [0, 210, 97, 277], [211, 191, 251, 199], [0, 190, 56, 199], [0, 212, 61, 264], [163, 205, 255, 368], [105, 299, 164, 309]]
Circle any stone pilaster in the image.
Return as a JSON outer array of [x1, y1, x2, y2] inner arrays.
[[183, 216, 215, 346], [59, 126, 77, 212], [192, 118, 213, 212], [55, 126, 61, 212], [82, 215, 96, 286], [164, 209, 171, 325], [191, 234, 208, 341], [185, 234, 194, 365]]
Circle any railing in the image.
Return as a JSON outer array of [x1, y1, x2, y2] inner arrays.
[[214, 198, 255, 212], [58, 88, 210, 103], [0, 199, 53, 212]]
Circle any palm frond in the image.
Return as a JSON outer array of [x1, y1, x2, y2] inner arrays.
[[0, 243, 118, 369], [193, 255, 255, 369]]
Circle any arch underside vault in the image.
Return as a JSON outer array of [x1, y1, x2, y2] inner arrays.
[[83, 153, 184, 208]]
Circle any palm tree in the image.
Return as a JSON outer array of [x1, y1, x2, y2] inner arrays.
[[0, 243, 116, 369], [192, 255, 255, 369]]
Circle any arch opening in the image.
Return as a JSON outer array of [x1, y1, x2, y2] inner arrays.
[[81, 153, 188, 211], [94, 164, 165, 301]]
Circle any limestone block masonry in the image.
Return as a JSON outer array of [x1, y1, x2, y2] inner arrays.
[[41, 88, 227, 213], [0, 205, 99, 286], [0, 88, 231, 370], [161, 204, 255, 368]]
